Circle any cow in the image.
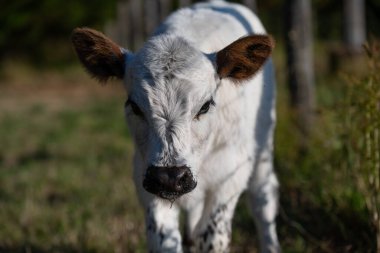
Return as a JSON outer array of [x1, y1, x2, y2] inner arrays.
[[71, 0, 280, 252]]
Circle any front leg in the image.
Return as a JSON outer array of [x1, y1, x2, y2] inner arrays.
[[191, 150, 253, 252], [247, 149, 280, 253], [134, 156, 183, 252], [145, 201, 183, 253], [193, 196, 240, 253]]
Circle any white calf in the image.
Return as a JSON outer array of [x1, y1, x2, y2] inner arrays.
[[71, 1, 280, 252]]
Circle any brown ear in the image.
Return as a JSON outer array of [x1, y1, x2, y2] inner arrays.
[[71, 27, 126, 82], [216, 35, 274, 82]]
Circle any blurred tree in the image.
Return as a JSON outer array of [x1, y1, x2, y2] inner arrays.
[[116, 0, 129, 48], [179, 0, 192, 7], [129, 0, 144, 50], [343, 0, 366, 54], [242, 0, 257, 13], [144, 0, 161, 37], [367, 0, 380, 36], [0, 0, 116, 65], [159, 0, 172, 22], [1, 0, 378, 67], [284, 0, 315, 148]]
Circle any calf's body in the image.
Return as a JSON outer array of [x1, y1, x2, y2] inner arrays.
[[71, 1, 280, 252]]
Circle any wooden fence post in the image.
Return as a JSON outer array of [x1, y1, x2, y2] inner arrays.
[[129, 0, 144, 50], [158, 0, 172, 22], [179, 0, 192, 8], [116, 0, 130, 48], [144, 0, 161, 37], [343, 0, 366, 54], [285, 0, 315, 147], [242, 0, 257, 13]]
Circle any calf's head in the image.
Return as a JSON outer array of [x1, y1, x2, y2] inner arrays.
[[71, 28, 274, 201]]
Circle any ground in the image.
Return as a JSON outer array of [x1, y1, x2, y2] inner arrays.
[[0, 57, 375, 252]]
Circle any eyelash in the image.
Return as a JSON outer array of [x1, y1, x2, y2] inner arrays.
[[126, 98, 215, 119], [195, 98, 215, 119]]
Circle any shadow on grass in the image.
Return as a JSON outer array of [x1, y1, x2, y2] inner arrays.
[[278, 186, 375, 253], [232, 189, 375, 253], [0, 244, 97, 253]]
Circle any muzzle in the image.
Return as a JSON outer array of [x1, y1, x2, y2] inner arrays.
[[143, 165, 197, 201]]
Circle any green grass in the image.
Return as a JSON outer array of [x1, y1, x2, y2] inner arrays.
[[0, 53, 376, 253], [0, 72, 145, 252]]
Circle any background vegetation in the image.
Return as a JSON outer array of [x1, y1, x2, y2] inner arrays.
[[0, 0, 379, 252]]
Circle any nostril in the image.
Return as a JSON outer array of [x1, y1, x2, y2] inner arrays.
[[173, 169, 186, 181], [157, 172, 169, 184], [175, 169, 192, 190], [178, 171, 188, 184], [174, 182, 182, 192]]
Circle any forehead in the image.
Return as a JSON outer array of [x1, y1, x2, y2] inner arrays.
[[127, 35, 216, 104]]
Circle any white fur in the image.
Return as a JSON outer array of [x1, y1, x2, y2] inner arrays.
[[122, 1, 280, 252]]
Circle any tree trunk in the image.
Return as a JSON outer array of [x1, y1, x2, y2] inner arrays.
[[158, 0, 172, 22], [144, 0, 161, 38], [116, 0, 130, 48], [129, 0, 144, 50], [242, 0, 257, 13], [179, 0, 192, 8], [343, 0, 366, 55], [285, 0, 315, 145]]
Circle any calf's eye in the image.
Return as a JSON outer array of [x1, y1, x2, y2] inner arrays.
[[125, 99, 144, 117], [196, 98, 215, 119]]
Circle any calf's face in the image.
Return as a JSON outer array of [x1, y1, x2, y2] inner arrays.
[[71, 28, 273, 201]]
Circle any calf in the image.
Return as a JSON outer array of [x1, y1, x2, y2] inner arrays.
[[71, 1, 280, 252]]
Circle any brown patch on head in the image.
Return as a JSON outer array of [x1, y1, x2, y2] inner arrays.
[[216, 35, 274, 82], [71, 27, 125, 82]]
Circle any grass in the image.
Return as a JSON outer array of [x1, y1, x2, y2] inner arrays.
[[0, 66, 145, 253], [0, 47, 376, 253]]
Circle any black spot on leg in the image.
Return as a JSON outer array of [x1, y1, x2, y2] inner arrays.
[[146, 211, 157, 234], [195, 204, 233, 252], [147, 222, 154, 232], [147, 219, 157, 233], [207, 225, 214, 235], [159, 229, 165, 244], [202, 231, 209, 242]]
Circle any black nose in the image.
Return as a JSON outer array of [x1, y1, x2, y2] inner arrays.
[[143, 165, 197, 200]]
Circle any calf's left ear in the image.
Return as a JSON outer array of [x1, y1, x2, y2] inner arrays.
[[216, 35, 274, 82], [71, 27, 129, 82]]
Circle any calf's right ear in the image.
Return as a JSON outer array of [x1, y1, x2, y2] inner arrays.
[[71, 27, 130, 82], [216, 35, 274, 83]]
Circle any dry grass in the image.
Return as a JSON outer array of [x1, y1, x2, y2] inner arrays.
[[0, 56, 376, 252], [0, 63, 146, 253]]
